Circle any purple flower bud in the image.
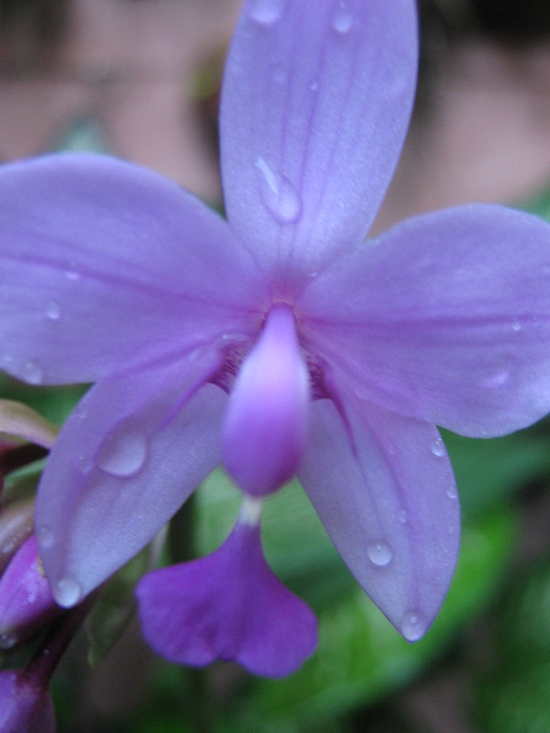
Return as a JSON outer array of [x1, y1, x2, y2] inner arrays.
[[0, 535, 60, 650], [0, 670, 55, 733]]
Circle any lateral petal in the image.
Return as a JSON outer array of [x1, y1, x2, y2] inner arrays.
[[300, 205, 550, 437], [35, 348, 227, 605], [221, 0, 417, 284], [298, 395, 460, 640], [0, 154, 265, 385]]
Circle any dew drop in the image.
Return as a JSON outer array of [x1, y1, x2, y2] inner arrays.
[[512, 320, 522, 332], [401, 611, 426, 642], [65, 269, 81, 281], [55, 576, 82, 607], [22, 361, 43, 385], [310, 80, 319, 92], [331, 1, 353, 34], [96, 428, 148, 478], [37, 525, 55, 549], [248, 0, 284, 26], [431, 437, 445, 457], [46, 300, 61, 320], [398, 510, 408, 524], [0, 632, 17, 650], [367, 542, 393, 567], [74, 403, 88, 419], [255, 157, 302, 223], [482, 369, 510, 389], [446, 484, 458, 500]]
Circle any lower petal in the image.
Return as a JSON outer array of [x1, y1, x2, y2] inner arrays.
[[298, 393, 460, 640], [35, 348, 227, 606], [136, 510, 318, 677]]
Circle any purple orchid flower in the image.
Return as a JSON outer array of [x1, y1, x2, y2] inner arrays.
[[2, 0, 550, 677]]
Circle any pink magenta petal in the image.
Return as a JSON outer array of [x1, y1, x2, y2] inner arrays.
[[0, 154, 265, 385], [35, 348, 227, 606], [298, 391, 460, 641], [300, 205, 550, 437], [0, 670, 55, 733], [220, 0, 417, 284], [222, 306, 309, 496], [136, 520, 318, 677], [0, 536, 60, 650]]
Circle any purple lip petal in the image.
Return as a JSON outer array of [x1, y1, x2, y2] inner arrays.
[[298, 393, 460, 640], [136, 519, 318, 677], [221, 0, 417, 282], [35, 350, 227, 607], [222, 306, 310, 496], [0, 153, 265, 385], [300, 204, 550, 438]]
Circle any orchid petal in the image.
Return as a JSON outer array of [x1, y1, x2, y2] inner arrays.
[[300, 205, 550, 437], [221, 0, 417, 283], [222, 306, 309, 496], [35, 349, 226, 606], [0, 154, 265, 385], [298, 395, 460, 640], [136, 520, 318, 677]]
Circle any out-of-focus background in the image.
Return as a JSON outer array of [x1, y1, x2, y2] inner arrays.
[[2, 1, 550, 731]]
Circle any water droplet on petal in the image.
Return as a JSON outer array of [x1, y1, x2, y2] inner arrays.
[[446, 485, 458, 500], [249, 0, 284, 26], [401, 611, 426, 642], [37, 525, 55, 548], [367, 542, 393, 567], [46, 300, 61, 320], [512, 320, 522, 332], [55, 576, 82, 607], [96, 428, 148, 478], [331, 1, 353, 34], [255, 157, 302, 223], [482, 369, 510, 389], [0, 632, 18, 650], [22, 361, 43, 385], [74, 403, 88, 419], [431, 437, 445, 457], [310, 80, 319, 92], [398, 510, 408, 524], [65, 269, 81, 281]]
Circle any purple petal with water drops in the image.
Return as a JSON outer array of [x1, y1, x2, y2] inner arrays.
[[221, 0, 417, 284], [300, 205, 550, 438], [0, 535, 60, 650], [222, 306, 309, 496], [0, 153, 265, 385], [136, 519, 318, 677], [35, 347, 227, 607], [298, 391, 460, 640], [0, 669, 55, 733]]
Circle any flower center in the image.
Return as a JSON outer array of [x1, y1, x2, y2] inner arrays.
[[221, 305, 310, 497]]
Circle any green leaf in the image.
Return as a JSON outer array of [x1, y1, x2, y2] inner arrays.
[[442, 426, 550, 520], [85, 548, 151, 668], [234, 507, 517, 732], [476, 555, 550, 733]]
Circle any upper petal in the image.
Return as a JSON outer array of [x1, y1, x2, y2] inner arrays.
[[220, 0, 417, 285], [35, 347, 227, 605], [298, 394, 460, 640], [300, 205, 550, 437], [0, 153, 266, 385]]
